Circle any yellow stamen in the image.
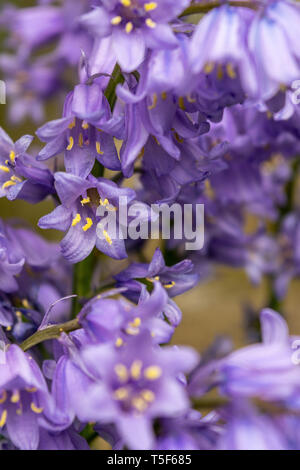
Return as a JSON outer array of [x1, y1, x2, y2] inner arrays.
[[187, 94, 196, 103], [144, 365, 162, 380], [148, 93, 158, 110], [103, 229, 112, 245], [125, 22, 133, 34], [204, 62, 214, 74], [78, 133, 84, 147], [2, 180, 16, 190], [132, 397, 147, 412], [217, 64, 223, 80], [121, 0, 131, 6], [144, 2, 158, 12], [82, 217, 93, 232], [0, 391, 7, 404], [96, 141, 104, 155], [111, 16, 122, 25], [66, 136, 74, 151], [161, 92, 167, 101], [114, 387, 129, 400], [26, 387, 37, 393], [178, 96, 185, 110], [174, 132, 184, 144], [72, 213, 81, 227], [145, 18, 156, 28], [115, 364, 128, 383], [11, 175, 22, 182], [30, 402, 44, 414], [115, 337, 124, 347], [226, 63, 236, 79], [130, 360, 142, 380], [0, 409, 7, 428], [141, 390, 155, 402], [129, 317, 141, 328], [100, 198, 109, 206], [81, 197, 90, 206], [164, 281, 175, 289], [68, 119, 76, 130], [6, 326, 11, 332], [9, 150, 16, 163], [22, 299, 30, 309], [0, 165, 10, 173], [82, 121, 89, 130], [11, 391, 20, 403]]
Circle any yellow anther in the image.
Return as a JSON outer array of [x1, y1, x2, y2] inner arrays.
[[0, 165, 10, 173], [22, 299, 30, 309], [111, 16, 122, 25], [100, 198, 109, 206], [130, 360, 143, 380], [2, 180, 16, 190], [226, 63, 236, 79], [0, 409, 7, 428], [78, 133, 84, 147], [81, 197, 90, 206], [6, 326, 11, 332], [132, 396, 147, 412], [82, 217, 93, 232], [30, 402, 44, 414], [11, 175, 22, 182], [121, 0, 131, 6], [0, 391, 7, 404], [26, 387, 37, 393], [125, 22, 133, 34], [11, 391, 20, 403], [115, 364, 128, 383], [72, 213, 81, 227], [68, 119, 76, 129], [144, 365, 162, 380], [96, 141, 104, 155], [16, 406, 22, 416], [9, 150, 16, 163], [145, 18, 156, 28], [161, 92, 167, 101], [130, 317, 141, 328], [82, 121, 89, 130], [178, 96, 185, 110], [204, 62, 214, 74], [217, 64, 223, 80], [148, 93, 158, 110], [187, 94, 196, 103], [164, 281, 176, 289], [103, 229, 112, 245], [141, 390, 155, 402], [144, 2, 158, 11], [16, 311, 22, 319], [115, 337, 124, 348], [174, 132, 184, 144], [114, 387, 129, 400], [66, 136, 74, 151]]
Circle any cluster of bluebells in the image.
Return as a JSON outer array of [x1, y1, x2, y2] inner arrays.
[[0, 0, 300, 450]]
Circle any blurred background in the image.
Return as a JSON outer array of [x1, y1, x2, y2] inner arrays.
[[1, 0, 300, 355]]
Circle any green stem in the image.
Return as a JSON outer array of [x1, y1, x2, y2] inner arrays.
[[20, 319, 81, 352], [180, 1, 258, 17], [104, 63, 125, 112]]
